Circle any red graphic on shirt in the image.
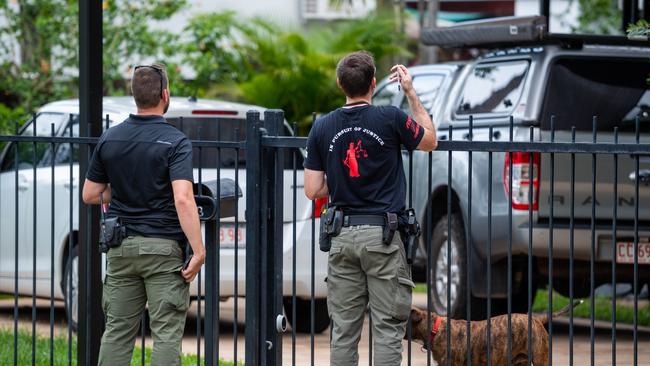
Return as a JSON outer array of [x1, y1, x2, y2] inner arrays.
[[405, 116, 420, 138], [342, 140, 368, 178]]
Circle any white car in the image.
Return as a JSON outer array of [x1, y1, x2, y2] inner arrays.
[[0, 97, 330, 332]]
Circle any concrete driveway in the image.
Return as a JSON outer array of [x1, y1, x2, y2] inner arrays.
[[1, 294, 648, 365]]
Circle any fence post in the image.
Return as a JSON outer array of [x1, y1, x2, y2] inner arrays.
[[204, 216, 218, 366], [78, 0, 104, 365], [245, 111, 263, 366], [263, 110, 285, 365]]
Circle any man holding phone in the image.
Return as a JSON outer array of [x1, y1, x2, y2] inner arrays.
[[304, 51, 437, 365], [82, 63, 205, 366]]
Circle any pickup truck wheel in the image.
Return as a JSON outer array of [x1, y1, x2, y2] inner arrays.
[[62, 246, 78, 332], [283, 297, 330, 334], [430, 213, 474, 319]]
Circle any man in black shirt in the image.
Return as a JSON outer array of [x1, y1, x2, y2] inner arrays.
[[82, 63, 205, 366], [304, 51, 437, 365]]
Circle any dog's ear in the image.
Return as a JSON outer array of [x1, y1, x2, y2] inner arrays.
[[410, 308, 422, 324]]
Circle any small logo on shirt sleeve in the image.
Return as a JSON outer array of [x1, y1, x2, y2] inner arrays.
[[405, 116, 420, 138]]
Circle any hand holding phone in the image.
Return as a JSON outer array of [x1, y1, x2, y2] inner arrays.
[[182, 253, 193, 270]]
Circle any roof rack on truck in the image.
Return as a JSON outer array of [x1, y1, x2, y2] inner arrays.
[[420, 15, 650, 49]]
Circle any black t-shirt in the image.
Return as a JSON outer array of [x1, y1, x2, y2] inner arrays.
[[304, 105, 424, 215], [86, 114, 194, 240]]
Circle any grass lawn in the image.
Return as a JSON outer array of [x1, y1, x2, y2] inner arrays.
[[532, 289, 650, 327], [413, 284, 650, 326], [0, 293, 13, 300], [0, 328, 236, 366]]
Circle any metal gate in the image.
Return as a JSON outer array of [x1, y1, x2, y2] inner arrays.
[[0, 110, 649, 365], [245, 111, 650, 366]]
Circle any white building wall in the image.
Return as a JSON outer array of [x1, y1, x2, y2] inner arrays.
[[515, 0, 581, 34], [161, 0, 302, 30]]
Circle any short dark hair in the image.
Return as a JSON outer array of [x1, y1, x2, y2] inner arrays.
[[336, 51, 376, 98], [131, 63, 168, 109]]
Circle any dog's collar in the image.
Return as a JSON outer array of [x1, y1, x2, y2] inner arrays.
[[428, 316, 443, 345]]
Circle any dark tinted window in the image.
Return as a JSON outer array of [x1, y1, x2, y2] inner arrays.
[[540, 58, 650, 132], [400, 74, 445, 115], [372, 82, 399, 106], [456, 60, 529, 115], [167, 117, 303, 169]]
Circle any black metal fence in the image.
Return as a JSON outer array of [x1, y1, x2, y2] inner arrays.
[[0, 110, 648, 365]]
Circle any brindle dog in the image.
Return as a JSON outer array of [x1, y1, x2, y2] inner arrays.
[[408, 300, 581, 366]]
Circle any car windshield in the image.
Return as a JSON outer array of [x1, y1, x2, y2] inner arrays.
[[0, 113, 70, 171], [456, 60, 529, 115]]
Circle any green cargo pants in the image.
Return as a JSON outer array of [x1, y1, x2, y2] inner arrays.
[[98, 236, 190, 366], [327, 225, 415, 366]]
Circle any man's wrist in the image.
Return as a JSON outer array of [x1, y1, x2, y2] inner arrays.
[[192, 246, 206, 261], [404, 88, 418, 99]]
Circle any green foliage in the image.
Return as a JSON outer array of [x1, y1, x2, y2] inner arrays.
[[178, 11, 249, 99], [627, 19, 650, 38], [572, 0, 622, 35], [0, 328, 236, 365], [0, 1, 408, 133], [0, 103, 26, 134], [0, 0, 78, 111], [532, 289, 650, 326], [102, 0, 188, 97], [180, 12, 409, 129], [0, 0, 186, 111]]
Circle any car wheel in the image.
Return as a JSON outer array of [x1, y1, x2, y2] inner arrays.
[[430, 214, 466, 318], [283, 297, 330, 334], [62, 246, 78, 332]]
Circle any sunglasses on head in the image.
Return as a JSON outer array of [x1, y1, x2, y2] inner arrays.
[[134, 64, 166, 98]]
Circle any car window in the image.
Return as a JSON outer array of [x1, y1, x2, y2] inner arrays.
[[0, 113, 69, 172], [168, 117, 245, 169], [43, 114, 117, 166], [400, 74, 445, 115], [456, 60, 529, 116], [540, 57, 650, 132], [373, 82, 399, 106], [47, 115, 81, 166]]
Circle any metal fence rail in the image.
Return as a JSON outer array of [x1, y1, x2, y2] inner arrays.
[[0, 110, 648, 365]]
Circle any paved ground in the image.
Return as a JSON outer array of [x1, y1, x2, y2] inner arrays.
[[1, 294, 649, 365]]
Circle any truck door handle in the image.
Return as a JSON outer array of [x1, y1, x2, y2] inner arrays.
[[63, 182, 78, 190], [463, 133, 472, 140], [492, 131, 501, 140]]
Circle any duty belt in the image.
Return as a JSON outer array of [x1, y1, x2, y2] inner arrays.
[[342, 214, 386, 227]]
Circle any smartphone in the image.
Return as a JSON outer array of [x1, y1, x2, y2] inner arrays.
[[182, 241, 193, 271], [182, 254, 193, 271]]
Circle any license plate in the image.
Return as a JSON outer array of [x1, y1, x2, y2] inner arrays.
[[219, 224, 245, 248], [616, 241, 650, 264]]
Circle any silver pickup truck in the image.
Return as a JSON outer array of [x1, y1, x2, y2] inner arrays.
[[375, 43, 650, 319]]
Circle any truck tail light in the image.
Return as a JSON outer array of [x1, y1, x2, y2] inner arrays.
[[313, 197, 328, 218], [504, 152, 540, 210]]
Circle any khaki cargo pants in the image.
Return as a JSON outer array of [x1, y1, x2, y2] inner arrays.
[[328, 225, 414, 366], [98, 236, 189, 366]]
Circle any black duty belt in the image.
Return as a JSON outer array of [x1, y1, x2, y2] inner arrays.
[[342, 215, 386, 227]]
